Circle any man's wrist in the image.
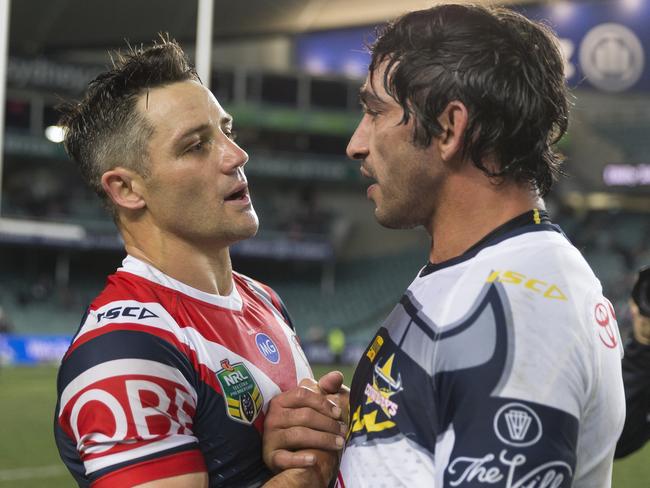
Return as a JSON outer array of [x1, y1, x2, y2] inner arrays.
[[264, 467, 325, 488]]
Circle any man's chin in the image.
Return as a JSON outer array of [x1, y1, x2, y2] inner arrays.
[[218, 214, 259, 247], [237, 218, 259, 240], [375, 209, 418, 230]]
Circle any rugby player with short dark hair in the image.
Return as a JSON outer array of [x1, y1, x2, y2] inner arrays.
[[53, 37, 347, 488]]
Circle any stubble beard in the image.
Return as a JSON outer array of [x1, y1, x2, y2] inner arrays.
[[374, 196, 423, 230], [374, 173, 440, 231]]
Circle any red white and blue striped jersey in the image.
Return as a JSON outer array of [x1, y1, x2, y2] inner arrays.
[[54, 256, 312, 487]]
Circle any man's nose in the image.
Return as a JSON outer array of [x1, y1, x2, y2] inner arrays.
[[346, 116, 370, 161], [222, 139, 249, 173]]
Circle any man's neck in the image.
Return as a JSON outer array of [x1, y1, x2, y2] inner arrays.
[[427, 170, 540, 264], [120, 224, 234, 296]]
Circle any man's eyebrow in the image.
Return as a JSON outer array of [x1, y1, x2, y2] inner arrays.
[[174, 115, 233, 144], [359, 88, 386, 107], [174, 123, 211, 144]]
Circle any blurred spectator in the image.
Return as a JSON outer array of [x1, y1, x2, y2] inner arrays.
[[615, 266, 650, 458], [0, 306, 13, 334], [327, 328, 346, 364], [285, 187, 332, 239], [17, 274, 53, 305]]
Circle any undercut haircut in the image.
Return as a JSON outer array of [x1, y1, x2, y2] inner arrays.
[[369, 4, 569, 195], [59, 35, 200, 212]]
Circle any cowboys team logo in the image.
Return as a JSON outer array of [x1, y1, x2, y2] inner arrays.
[[366, 353, 402, 418], [352, 352, 403, 435], [216, 359, 263, 424], [493, 402, 543, 447]]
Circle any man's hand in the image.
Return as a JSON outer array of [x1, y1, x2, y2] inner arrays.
[[319, 370, 350, 424], [263, 371, 350, 486]]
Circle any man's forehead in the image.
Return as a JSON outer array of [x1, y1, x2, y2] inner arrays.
[[137, 81, 220, 112], [363, 60, 394, 100], [360, 80, 389, 108], [136, 81, 231, 129]]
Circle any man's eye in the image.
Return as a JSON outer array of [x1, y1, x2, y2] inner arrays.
[[363, 106, 380, 118], [224, 129, 237, 141], [186, 140, 210, 154]]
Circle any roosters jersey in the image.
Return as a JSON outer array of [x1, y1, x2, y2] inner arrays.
[[54, 256, 312, 488], [338, 210, 626, 488]]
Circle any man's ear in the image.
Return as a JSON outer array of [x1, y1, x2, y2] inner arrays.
[[101, 167, 146, 210], [436, 100, 469, 162]]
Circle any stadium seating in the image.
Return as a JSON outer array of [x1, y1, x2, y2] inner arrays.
[[0, 208, 647, 339]]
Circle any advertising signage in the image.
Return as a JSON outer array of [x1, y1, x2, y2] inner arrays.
[[521, 0, 649, 93], [295, 0, 650, 93]]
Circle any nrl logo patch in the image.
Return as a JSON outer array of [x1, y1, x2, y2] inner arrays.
[[216, 359, 264, 424]]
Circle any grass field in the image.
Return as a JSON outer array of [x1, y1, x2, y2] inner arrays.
[[0, 365, 647, 487]]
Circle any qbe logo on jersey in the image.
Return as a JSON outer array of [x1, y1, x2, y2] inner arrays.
[[255, 333, 280, 364], [493, 402, 543, 447], [216, 359, 263, 424]]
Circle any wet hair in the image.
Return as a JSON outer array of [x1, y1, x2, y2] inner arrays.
[[59, 34, 199, 211], [369, 4, 569, 195]]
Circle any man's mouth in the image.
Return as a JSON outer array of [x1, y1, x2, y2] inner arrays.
[[224, 183, 249, 202], [225, 188, 247, 201]]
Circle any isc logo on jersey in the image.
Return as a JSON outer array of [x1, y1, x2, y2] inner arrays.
[[486, 270, 567, 300], [95, 305, 159, 322]]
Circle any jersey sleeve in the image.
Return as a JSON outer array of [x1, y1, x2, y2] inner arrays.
[[432, 283, 582, 487], [435, 277, 627, 487], [615, 336, 650, 458], [54, 314, 206, 487]]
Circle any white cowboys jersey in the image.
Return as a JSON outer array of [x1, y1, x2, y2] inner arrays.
[[338, 210, 625, 488]]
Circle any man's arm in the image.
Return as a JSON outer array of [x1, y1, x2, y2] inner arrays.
[[134, 472, 208, 488], [55, 327, 207, 488], [130, 371, 349, 488]]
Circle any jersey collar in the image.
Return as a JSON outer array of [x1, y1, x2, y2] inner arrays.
[[119, 255, 244, 310], [420, 209, 559, 277]]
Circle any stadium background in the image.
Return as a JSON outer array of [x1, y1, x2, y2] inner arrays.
[[0, 0, 648, 485]]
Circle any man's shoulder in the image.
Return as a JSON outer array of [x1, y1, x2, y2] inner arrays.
[[60, 271, 190, 368], [415, 230, 596, 306], [91, 267, 176, 308], [83, 271, 178, 329], [408, 229, 605, 356], [466, 229, 599, 300], [233, 271, 294, 328], [233, 271, 279, 300]]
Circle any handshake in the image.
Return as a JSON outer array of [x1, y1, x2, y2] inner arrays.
[[262, 371, 350, 487]]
